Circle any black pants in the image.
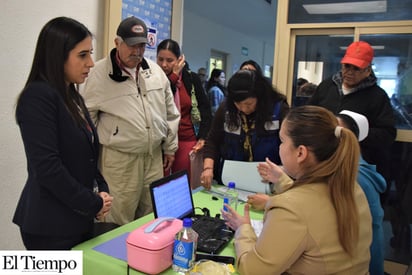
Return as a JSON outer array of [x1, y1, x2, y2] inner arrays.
[[20, 230, 92, 250]]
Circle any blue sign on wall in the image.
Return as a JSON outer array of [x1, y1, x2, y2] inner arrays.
[[241, 47, 249, 56]]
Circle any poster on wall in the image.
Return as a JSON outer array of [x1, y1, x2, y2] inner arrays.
[[122, 0, 172, 61]]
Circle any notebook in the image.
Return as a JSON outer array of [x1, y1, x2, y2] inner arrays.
[[149, 170, 234, 254]]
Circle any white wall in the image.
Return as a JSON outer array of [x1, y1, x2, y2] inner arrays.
[[0, 0, 105, 249], [181, 10, 275, 79]]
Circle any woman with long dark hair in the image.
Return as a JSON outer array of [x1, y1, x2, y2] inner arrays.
[[239, 59, 263, 75], [206, 68, 226, 116], [156, 39, 212, 182], [14, 17, 112, 249]]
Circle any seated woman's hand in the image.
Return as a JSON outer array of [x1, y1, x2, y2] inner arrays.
[[221, 203, 251, 231], [247, 193, 269, 211], [257, 157, 284, 184]]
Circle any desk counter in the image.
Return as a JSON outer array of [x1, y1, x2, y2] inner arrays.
[[73, 189, 262, 275]]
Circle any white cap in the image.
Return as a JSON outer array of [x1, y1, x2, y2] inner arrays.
[[339, 110, 369, 142]]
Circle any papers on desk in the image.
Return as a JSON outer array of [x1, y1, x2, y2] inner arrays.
[[222, 160, 269, 194], [251, 219, 263, 237], [210, 185, 254, 202]]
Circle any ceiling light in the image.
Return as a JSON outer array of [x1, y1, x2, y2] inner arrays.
[[303, 1, 387, 14], [328, 35, 354, 38]]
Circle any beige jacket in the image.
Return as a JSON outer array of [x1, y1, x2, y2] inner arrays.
[[82, 52, 180, 155], [235, 174, 372, 275]]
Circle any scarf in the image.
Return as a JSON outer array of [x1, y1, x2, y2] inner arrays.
[[240, 113, 255, 161]]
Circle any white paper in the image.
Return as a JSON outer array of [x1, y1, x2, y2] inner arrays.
[[211, 185, 254, 202], [222, 160, 269, 194], [251, 219, 264, 237]]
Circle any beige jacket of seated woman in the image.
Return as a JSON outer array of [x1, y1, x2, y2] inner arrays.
[[234, 173, 372, 275]]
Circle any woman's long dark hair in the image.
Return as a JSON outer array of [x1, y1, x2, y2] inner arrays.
[[156, 38, 185, 94], [240, 60, 263, 76], [226, 70, 286, 134], [157, 38, 180, 59], [206, 68, 225, 92], [16, 17, 92, 126]]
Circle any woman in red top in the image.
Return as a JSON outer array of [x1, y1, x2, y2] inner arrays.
[[157, 39, 212, 183]]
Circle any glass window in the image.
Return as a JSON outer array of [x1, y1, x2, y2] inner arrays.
[[360, 34, 412, 129], [292, 34, 354, 106]]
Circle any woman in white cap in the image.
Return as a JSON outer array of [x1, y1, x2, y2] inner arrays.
[[337, 110, 386, 275]]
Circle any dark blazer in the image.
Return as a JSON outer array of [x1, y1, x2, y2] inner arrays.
[[13, 82, 109, 236]]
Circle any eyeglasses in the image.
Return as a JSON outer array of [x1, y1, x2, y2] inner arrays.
[[342, 64, 369, 73]]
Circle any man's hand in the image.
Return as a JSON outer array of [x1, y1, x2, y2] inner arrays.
[[163, 154, 175, 171]]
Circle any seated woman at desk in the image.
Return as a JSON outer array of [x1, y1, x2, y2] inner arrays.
[[250, 110, 386, 274], [222, 106, 372, 274], [200, 69, 289, 188]]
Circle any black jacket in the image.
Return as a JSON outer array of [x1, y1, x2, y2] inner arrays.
[[14, 82, 109, 236], [308, 72, 396, 180], [169, 69, 212, 140]]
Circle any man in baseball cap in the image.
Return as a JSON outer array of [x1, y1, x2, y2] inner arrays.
[[339, 41, 374, 89], [116, 16, 148, 46], [81, 16, 180, 225], [308, 40, 396, 198], [341, 41, 374, 70]]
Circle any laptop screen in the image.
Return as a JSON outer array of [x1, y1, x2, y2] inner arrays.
[[150, 170, 194, 219]]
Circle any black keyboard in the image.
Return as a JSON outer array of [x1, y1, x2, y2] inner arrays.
[[192, 216, 234, 254]]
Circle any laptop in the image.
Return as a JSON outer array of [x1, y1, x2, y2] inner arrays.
[[149, 170, 234, 254]]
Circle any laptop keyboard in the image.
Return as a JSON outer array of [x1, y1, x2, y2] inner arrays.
[[192, 216, 234, 254]]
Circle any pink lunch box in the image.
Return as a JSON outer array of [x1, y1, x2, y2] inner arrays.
[[126, 217, 183, 274]]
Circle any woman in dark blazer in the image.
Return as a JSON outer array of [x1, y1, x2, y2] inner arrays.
[[13, 17, 113, 250]]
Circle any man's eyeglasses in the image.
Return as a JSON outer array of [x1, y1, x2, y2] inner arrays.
[[342, 64, 369, 73]]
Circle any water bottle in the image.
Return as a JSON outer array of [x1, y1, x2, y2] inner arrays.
[[172, 218, 199, 273], [223, 182, 238, 211]]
